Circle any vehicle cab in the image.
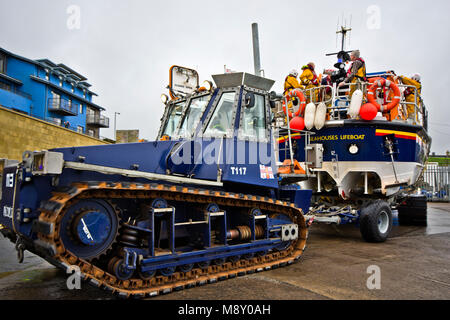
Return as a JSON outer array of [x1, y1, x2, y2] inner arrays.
[[157, 69, 280, 190]]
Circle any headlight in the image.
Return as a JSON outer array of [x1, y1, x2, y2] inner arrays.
[[31, 151, 64, 175], [160, 94, 169, 104]]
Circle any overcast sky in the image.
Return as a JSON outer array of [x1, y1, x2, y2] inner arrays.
[[1, 0, 449, 153]]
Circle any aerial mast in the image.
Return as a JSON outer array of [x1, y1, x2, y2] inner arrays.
[[326, 16, 354, 60], [338, 25, 352, 52]]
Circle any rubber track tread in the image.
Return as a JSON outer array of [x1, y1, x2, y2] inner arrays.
[[36, 182, 307, 298]]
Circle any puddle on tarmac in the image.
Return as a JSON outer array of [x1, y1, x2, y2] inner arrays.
[[18, 268, 63, 283]]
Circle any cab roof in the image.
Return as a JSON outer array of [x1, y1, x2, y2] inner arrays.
[[212, 72, 275, 91]]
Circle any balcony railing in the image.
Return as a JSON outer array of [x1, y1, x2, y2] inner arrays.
[[48, 97, 78, 116], [86, 114, 110, 128]]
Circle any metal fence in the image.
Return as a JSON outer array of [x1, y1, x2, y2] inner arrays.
[[417, 164, 449, 202]]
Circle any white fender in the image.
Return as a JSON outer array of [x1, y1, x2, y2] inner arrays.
[[304, 102, 316, 130], [349, 89, 363, 119], [314, 102, 327, 130]]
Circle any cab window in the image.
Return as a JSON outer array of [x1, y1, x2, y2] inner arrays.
[[240, 93, 267, 140], [162, 101, 186, 137], [178, 95, 209, 137], [204, 92, 236, 136]]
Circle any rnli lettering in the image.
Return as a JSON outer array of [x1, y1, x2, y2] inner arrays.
[[310, 134, 366, 142]]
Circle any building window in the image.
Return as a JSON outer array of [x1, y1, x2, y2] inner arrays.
[[77, 126, 84, 134], [0, 53, 6, 74], [87, 129, 94, 137], [51, 91, 61, 107], [59, 77, 63, 86], [79, 104, 83, 114], [0, 81, 11, 91], [45, 72, 49, 81], [71, 85, 74, 93]]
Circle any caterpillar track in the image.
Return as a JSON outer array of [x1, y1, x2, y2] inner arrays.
[[35, 181, 308, 299]]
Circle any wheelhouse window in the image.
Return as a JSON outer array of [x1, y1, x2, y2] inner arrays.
[[178, 95, 209, 137], [204, 92, 236, 136], [162, 100, 186, 137], [0, 53, 6, 74], [240, 93, 267, 140]]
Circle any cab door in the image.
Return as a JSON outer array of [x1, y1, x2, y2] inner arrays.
[[194, 86, 277, 188], [221, 87, 277, 188]]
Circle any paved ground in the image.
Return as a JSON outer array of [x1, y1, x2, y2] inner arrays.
[[0, 203, 449, 300]]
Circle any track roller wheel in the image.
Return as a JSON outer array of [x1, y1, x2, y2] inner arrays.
[[107, 256, 121, 274], [228, 255, 240, 263], [112, 258, 134, 281], [256, 250, 268, 257], [213, 258, 226, 266], [197, 260, 210, 268], [242, 253, 254, 260], [159, 266, 176, 276], [138, 268, 156, 280], [178, 264, 194, 273]]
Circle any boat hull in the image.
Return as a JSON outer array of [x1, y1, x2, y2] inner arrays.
[[278, 120, 431, 199]]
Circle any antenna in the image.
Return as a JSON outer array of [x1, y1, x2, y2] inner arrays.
[[348, 15, 352, 48], [326, 15, 355, 58], [335, 17, 339, 48], [337, 25, 352, 52]]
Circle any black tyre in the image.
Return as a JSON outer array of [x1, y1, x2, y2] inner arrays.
[[359, 200, 393, 243], [397, 195, 427, 226]]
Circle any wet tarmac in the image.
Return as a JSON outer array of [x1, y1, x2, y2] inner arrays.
[[0, 202, 449, 300]]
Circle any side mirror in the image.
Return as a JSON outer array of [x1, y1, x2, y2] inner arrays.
[[244, 92, 255, 108]]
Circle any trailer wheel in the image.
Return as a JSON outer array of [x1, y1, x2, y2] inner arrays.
[[359, 200, 393, 243]]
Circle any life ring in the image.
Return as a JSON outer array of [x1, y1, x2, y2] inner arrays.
[[283, 89, 306, 118], [367, 78, 401, 112]]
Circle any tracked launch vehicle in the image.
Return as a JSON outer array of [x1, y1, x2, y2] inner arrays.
[[0, 69, 313, 298]]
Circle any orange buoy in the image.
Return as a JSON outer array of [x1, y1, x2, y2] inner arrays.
[[367, 78, 401, 112], [283, 89, 306, 118]]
